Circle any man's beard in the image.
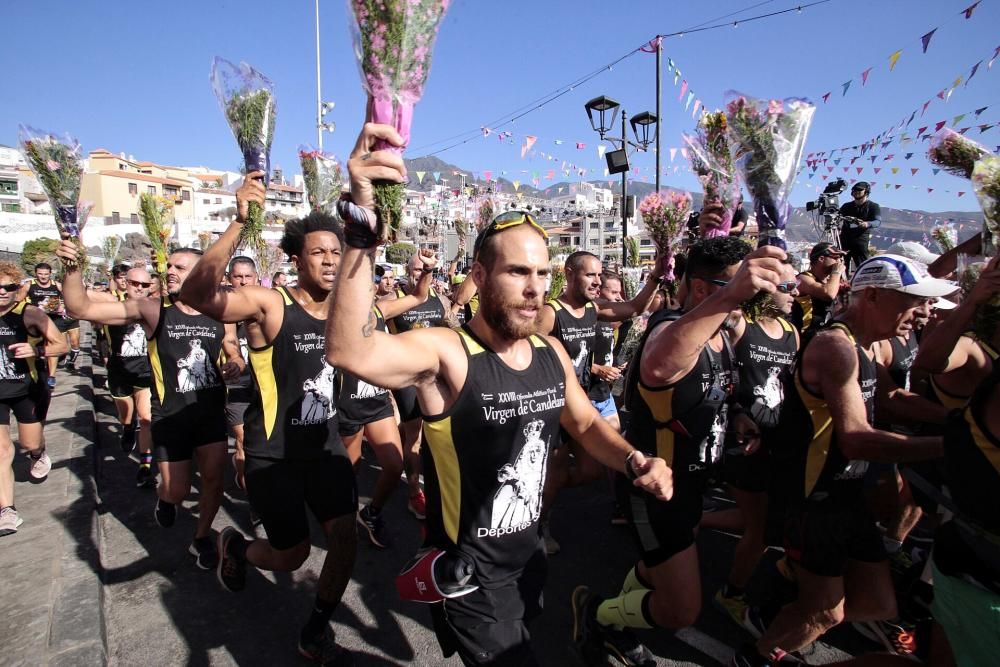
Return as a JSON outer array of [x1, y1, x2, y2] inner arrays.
[[480, 280, 540, 341]]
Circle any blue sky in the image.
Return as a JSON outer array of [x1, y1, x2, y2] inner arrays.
[[4, 0, 999, 212]]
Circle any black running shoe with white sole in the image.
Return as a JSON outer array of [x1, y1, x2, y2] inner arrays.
[[154, 498, 176, 528], [120, 424, 137, 454], [136, 464, 155, 489], [298, 627, 355, 666], [216, 527, 248, 592], [357, 505, 390, 549], [189, 536, 219, 570]]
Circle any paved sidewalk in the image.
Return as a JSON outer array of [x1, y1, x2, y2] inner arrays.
[[0, 326, 106, 666]]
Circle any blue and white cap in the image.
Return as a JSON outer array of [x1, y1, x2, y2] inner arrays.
[[850, 254, 956, 298]]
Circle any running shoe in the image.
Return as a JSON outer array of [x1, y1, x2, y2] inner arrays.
[[298, 627, 355, 666], [357, 505, 390, 549], [852, 619, 917, 656], [66, 350, 80, 369], [601, 625, 656, 667], [407, 489, 427, 520], [732, 643, 802, 666], [217, 527, 248, 592], [46, 376, 56, 390], [542, 521, 561, 555], [571, 586, 652, 666], [154, 498, 176, 528], [0, 506, 23, 537], [743, 605, 770, 639], [189, 536, 219, 571], [714, 588, 749, 629], [29, 451, 52, 480], [136, 464, 155, 489], [120, 424, 137, 454]]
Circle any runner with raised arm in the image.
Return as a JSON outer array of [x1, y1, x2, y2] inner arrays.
[[326, 122, 672, 666]]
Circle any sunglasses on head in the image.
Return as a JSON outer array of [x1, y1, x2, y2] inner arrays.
[[0, 283, 19, 293], [473, 211, 548, 258], [128, 279, 152, 288]]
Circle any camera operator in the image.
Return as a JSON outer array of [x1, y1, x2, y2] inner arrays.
[[838, 182, 881, 273]]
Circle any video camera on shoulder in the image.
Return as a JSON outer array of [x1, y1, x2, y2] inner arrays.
[[805, 178, 846, 215]]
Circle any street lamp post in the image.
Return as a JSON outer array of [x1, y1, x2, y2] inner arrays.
[[584, 96, 656, 265]]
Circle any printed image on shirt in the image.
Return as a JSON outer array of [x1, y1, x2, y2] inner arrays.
[[176, 339, 220, 392], [120, 324, 147, 358], [750, 366, 785, 428], [351, 377, 388, 400], [490, 419, 548, 533], [0, 344, 22, 380], [300, 361, 337, 424], [572, 340, 589, 373]]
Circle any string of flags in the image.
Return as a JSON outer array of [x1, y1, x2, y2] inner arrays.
[[818, 1, 985, 104]]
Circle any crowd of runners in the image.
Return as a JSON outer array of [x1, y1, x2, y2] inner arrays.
[[1, 120, 997, 667]]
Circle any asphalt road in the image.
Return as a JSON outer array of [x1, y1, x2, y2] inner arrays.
[[92, 374, 875, 666]]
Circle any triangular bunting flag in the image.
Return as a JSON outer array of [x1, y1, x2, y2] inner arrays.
[[974, 106, 988, 116], [966, 61, 982, 85], [861, 67, 873, 85], [932, 168, 941, 175], [888, 50, 903, 71], [415, 171, 426, 183], [979, 124, 995, 133], [669, 148, 677, 162], [921, 29, 936, 53], [685, 91, 694, 110], [553, 139, 564, 145], [891, 167, 900, 174], [936, 90, 946, 100], [911, 168, 919, 175], [917, 126, 928, 135], [922, 100, 931, 115], [679, 80, 688, 100], [842, 80, 852, 96], [953, 114, 966, 125], [483, 170, 492, 182], [990, 46, 1000, 70], [935, 121, 947, 131], [481, 127, 491, 137], [598, 145, 607, 158], [432, 172, 441, 182], [575, 142, 586, 149], [959, 127, 971, 134], [958, 192, 965, 197], [822, 92, 831, 104], [856, 167, 864, 174], [512, 180, 521, 191], [962, 1, 981, 19], [928, 188, 934, 193], [874, 167, 882, 174], [895, 184, 902, 189], [521, 135, 537, 159], [952, 75, 964, 88]]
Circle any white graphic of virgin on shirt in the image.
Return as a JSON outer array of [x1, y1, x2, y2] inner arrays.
[[480, 419, 549, 538], [176, 339, 219, 392], [299, 361, 337, 424], [120, 324, 147, 358], [0, 343, 22, 380]]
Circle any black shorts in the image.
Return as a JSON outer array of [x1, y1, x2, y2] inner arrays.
[[244, 452, 358, 551], [0, 385, 50, 426], [393, 386, 422, 423], [54, 316, 80, 334], [225, 401, 249, 428], [621, 470, 707, 567], [723, 445, 770, 493], [783, 500, 886, 577], [338, 397, 394, 436], [152, 403, 228, 462], [107, 368, 151, 399], [430, 543, 546, 666]]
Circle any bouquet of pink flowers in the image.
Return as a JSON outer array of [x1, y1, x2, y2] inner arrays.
[[725, 92, 815, 250], [928, 128, 990, 180], [298, 146, 343, 214], [683, 111, 741, 238], [639, 190, 692, 280], [347, 0, 451, 241], [930, 223, 958, 252], [972, 156, 1000, 256], [18, 125, 89, 240], [210, 57, 277, 257], [476, 197, 495, 232]]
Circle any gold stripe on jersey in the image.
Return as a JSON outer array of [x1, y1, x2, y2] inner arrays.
[[14, 302, 40, 383], [457, 329, 485, 355], [530, 335, 546, 348], [637, 384, 676, 465], [148, 336, 165, 402], [250, 346, 278, 439], [423, 416, 462, 543], [793, 372, 834, 497]]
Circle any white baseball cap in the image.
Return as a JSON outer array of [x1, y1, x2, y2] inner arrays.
[[886, 241, 940, 266], [850, 254, 956, 298]]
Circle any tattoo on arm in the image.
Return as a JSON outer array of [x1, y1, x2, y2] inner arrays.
[[362, 310, 376, 338]]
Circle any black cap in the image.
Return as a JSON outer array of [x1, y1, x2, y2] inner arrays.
[[809, 242, 847, 263], [852, 181, 870, 193]]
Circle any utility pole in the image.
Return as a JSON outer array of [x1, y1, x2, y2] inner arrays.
[[315, 0, 323, 149], [621, 109, 628, 264], [655, 36, 662, 193]]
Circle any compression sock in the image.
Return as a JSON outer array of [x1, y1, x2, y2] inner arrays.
[[301, 597, 338, 640], [596, 590, 655, 630], [140, 453, 153, 466], [619, 564, 653, 595]]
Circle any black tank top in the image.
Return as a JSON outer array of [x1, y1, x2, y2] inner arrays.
[[734, 316, 797, 431], [547, 299, 597, 390], [794, 271, 832, 332], [105, 292, 151, 378], [226, 322, 252, 390], [887, 334, 919, 391], [338, 305, 391, 412], [774, 321, 877, 504], [0, 302, 42, 399], [387, 288, 446, 333], [26, 280, 63, 316], [627, 316, 735, 481], [421, 326, 565, 589], [147, 299, 226, 415], [588, 322, 617, 402], [244, 287, 340, 459]]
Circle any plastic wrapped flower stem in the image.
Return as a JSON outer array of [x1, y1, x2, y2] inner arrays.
[[139, 193, 174, 275], [477, 198, 494, 232], [928, 128, 990, 180], [348, 0, 451, 241], [453, 217, 467, 261], [725, 93, 814, 250], [298, 146, 343, 214], [18, 125, 86, 240], [683, 111, 740, 238], [971, 156, 1000, 257], [931, 224, 957, 252], [210, 58, 276, 257]]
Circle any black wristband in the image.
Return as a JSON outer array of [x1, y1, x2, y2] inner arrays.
[[336, 194, 379, 249], [625, 450, 639, 481]]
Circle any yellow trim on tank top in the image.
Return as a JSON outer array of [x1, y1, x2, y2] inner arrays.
[[637, 384, 676, 466], [249, 346, 278, 439], [147, 336, 165, 402], [422, 417, 462, 543]]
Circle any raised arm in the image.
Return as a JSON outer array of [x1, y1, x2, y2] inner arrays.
[[55, 240, 154, 329], [798, 263, 843, 302], [554, 338, 672, 501], [812, 333, 942, 463], [181, 175, 283, 326], [326, 122, 449, 390], [377, 250, 436, 320], [595, 255, 663, 322], [641, 246, 785, 387], [928, 231, 982, 278], [873, 345, 948, 426], [450, 274, 478, 317]]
